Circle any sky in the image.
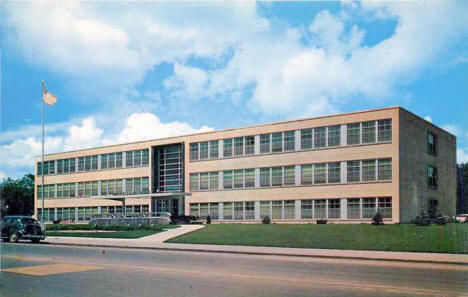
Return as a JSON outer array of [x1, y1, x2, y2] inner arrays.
[[1, 0, 468, 179]]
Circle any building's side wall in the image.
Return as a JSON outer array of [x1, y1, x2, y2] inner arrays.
[[399, 109, 457, 223]]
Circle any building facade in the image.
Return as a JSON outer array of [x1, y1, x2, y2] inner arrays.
[[34, 107, 457, 223]]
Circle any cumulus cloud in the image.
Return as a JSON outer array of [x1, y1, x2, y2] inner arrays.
[[458, 149, 468, 163], [441, 124, 460, 136], [424, 116, 432, 123]]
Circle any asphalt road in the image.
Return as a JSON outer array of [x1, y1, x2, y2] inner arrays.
[[1, 242, 467, 297]]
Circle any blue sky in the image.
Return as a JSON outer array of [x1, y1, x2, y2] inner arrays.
[[1, 1, 468, 178]]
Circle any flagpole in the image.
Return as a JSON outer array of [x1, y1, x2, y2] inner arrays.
[[41, 80, 45, 226]]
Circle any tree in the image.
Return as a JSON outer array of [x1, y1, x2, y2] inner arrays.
[[0, 174, 35, 217]]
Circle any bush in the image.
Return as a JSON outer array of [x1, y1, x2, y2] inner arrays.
[[316, 219, 327, 224], [45, 223, 167, 231], [372, 211, 384, 225], [262, 216, 271, 224], [206, 215, 211, 224], [413, 210, 431, 226]]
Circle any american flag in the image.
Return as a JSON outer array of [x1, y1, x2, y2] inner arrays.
[[42, 87, 57, 106]]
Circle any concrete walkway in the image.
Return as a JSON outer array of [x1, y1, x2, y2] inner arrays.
[[42, 224, 468, 265]]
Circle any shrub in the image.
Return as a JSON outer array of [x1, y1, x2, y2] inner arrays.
[[372, 211, 384, 225], [262, 216, 271, 224], [414, 210, 431, 226], [206, 215, 211, 224], [316, 219, 327, 224]]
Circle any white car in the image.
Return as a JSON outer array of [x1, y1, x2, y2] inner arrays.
[[456, 214, 468, 223]]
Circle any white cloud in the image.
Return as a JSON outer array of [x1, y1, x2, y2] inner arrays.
[[458, 148, 468, 163], [0, 170, 8, 180], [0, 113, 212, 178], [441, 124, 460, 136], [424, 116, 432, 123]]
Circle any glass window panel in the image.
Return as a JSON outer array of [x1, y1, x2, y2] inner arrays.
[[91, 155, 98, 170], [209, 172, 219, 190], [101, 180, 108, 196], [115, 153, 122, 168], [70, 158, 75, 172], [223, 139, 233, 157], [126, 151, 133, 167], [63, 184, 69, 198], [223, 171, 233, 189], [116, 179, 123, 193], [108, 180, 115, 194], [209, 203, 219, 220], [328, 162, 341, 183], [314, 200, 326, 219], [378, 197, 392, 218], [362, 121, 376, 143], [57, 160, 63, 174], [271, 167, 283, 186], [200, 142, 209, 160], [210, 141, 219, 159], [200, 173, 209, 190], [283, 166, 295, 185], [190, 174, 199, 191], [272, 132, 283, 153], [362, 198, 376, 218], [234, 202, 243, 220], [301, 200, 313, 219], [108, 153, 115, 169], [347, 123, 361, 145], [57, 184, 63, 198], [284, 131, 295, 152], [271, 201, 282, 219], [223, 202, 232, 220], [63, 159, 69, 173], [101, 154, 108, 169], [301, 164, 313, 185], [378, 158, 392, 181], [142, 149, 149, 166], [284, 200, 295, 219], [190, 204, 199, 216], [362, 160, 376, 181], [314, 127, 326, 148], [85, 156, 91, 171], [134, 178, 141, 193], [301, 129, 313, 150], [328, 125, 341, 147], [92, 181, 98, 196], [378, 119, 392, 142], [260, 134, 271, 153], [85, 182, 92, 197], [134, 150, 141, 166], [234, 170, 244, 188], [78, 182, 85, 197], [245, 136, 255, 155], [244, 169, 255, 188], [347, 198, 361, 219], [347, 161, 361, 182], [234, 137, 244, 156], [78, 157, 85, 171], [328, 199, 341, 219], [70, 183, 75, 197], [260, 168, 271, 187], [245, 202, 255, 220], [260, 201, 270, 218], [314, 164, 326, 184]]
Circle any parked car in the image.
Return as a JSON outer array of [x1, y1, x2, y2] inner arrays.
[[456, 214, 468, 223], [1, 216, 46, 243]]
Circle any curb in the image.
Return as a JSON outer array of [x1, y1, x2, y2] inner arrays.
[[40, 241, 468, 266]]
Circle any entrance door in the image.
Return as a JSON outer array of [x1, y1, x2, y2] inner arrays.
[[156, 200, 167, 213], [172, 199, 179, 216]]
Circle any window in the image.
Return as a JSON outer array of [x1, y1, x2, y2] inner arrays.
[[272, 201, 282, 219], [427, 132, 437, 156], [200, 204, 209, 219], [223, 202, 233, 220], [428, 166, 438, 189], [101, 154, 108, 169], [142, 149, 149, 165], [85, 156, 91, 171], [92, 155, 99, 170], [314, 164, 326, 184], [209, 172, 219, 190], [245, 136, 255, 155], [190, 174, 199, 191], [48, 161, 55, 175], [271, 167, 283, 186], [347, 198, 361, 219], [209, 203, 219, 220], [314, 127, 326, 148], [234, 170, 244, 188], [362, 198, 376, 218], [223, 139, 233, 157], [63, 184, 69, 197], [328, 125, 341, 147], [301, 128, 313, 150], [301, 200, 313, 219], [234, 202, 243, 220], [126, 178, 134, 194], [200, 142, 209, 160], [272, 132, 283, 153], [378, 197, 392, 218], [70, 158, 76, 172], [135, 178, 142, 193], [57, 160, 63, 174], [234, 137, 244, 156], [92, 181, 98, 196], [260, 134, 271, 153], [284, 200, 295, 219], [260, 201, 270, 218], [347, 123, 360, 145], [301, 164, 313, 185], [190, 143, 199, 161], [126, 151, 133, 167], [362, 121, 376, 143], [328, 163, 341, 183], [85, 182, 92, 197], [63, 159, 69, 173], [134, 150, 141, 166], [347, 161, 360, 182], [190, 204, 199, 217], [314, 200, 326, 219], [245, 202, 255, 220], [115, 153, 122, 168], [378, 158, 392, 180], [210, 141, 219, 159], [200, 173, 209, 190], [70, 183, 75, 197], [260, 168, 271, 187], [101, 180, 108, 196], [78, 182, 85, 197], [244, 169, 255, 188], [328, 199, 341, 219], [378, 119, 392, 142], [116, 179, 123, 193], [284, 166, 295, 185], [108, 180, 115, 195], [284, 131, 295, 151], [78, 157, 85, 171], [362, 160, 376, 181], [108, 153, 115, 169], [223, 171, 233, 189]]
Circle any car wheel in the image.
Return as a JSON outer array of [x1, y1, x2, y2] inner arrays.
[[9, 232, 19, 243], [31, 239, 40, 243]]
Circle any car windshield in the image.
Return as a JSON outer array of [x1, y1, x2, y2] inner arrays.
[[21, 218, 38, 224]]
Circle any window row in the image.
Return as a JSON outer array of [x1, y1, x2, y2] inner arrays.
[[189, 158, 392, 192], [37, 177, 149, 199], [189, 119, 392, 162], [37, 149, 149, 176], [37, 204, 150, 221], [189, 197, 392, 220]]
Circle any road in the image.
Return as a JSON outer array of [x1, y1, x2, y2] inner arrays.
[[1, 242, 467, 297]]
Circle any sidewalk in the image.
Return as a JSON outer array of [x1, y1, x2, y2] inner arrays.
[[43, 225, 468, 265]]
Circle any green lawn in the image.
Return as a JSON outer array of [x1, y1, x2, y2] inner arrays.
[[167, 223, 468, 254], [46, 229, 162, 239]]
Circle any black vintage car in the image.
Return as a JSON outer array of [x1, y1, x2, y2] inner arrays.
[[1, 216, 46, 243]]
